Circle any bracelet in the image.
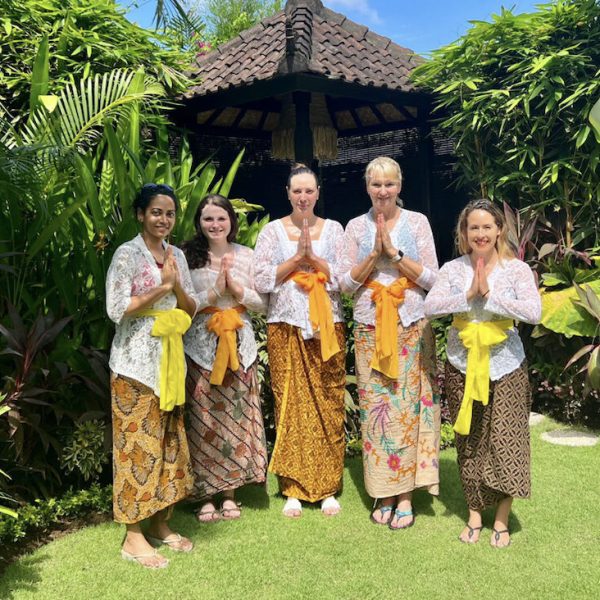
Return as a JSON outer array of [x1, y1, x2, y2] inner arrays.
[[390, 249, 404, 263], [212, 286, 221, 298]]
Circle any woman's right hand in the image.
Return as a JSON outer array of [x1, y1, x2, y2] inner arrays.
[[467, 257, 484, 301], [371, 216, 383, 258]]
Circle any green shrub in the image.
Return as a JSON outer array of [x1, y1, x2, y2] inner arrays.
[[61, 420, 109, 483], [0, 484, 112, 547]]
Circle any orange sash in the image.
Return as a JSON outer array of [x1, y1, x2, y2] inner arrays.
[[365, 277, 416, 379], [202, 305, 245, 385], [290, 271, 340, 361]]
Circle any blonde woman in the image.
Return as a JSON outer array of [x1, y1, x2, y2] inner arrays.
[[339, 157, 440, 530], [424, 199, 541, 547]]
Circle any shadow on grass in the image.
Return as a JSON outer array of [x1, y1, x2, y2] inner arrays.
[[1, 553, 45, 599]]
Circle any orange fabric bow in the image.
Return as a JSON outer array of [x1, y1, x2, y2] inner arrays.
[[290, 271, 340, 361], [202, 305, 245, 385], [365, 277, 416, 379]]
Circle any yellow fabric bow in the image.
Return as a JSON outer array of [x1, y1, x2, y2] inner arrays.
[[365, 278, 415, 379], [203, 306, 245, 385], [291, 271, 340, 362], [137, 308, 192, 411], [452, 317, 514, 435]]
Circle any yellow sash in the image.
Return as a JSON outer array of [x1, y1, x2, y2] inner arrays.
[[202, 305, 245, 385], [290, 271, 340, 362], [365, 277, 416, 379], [137, 308, 192, 411], [452, 317, 514, 435]]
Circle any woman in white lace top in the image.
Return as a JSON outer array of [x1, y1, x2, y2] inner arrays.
[[424, 199, 541, 547], [181, 194, 268, 523], [339, 156, 440, 530], [106, 183, 198, 569], [254, 164, 346, 518]]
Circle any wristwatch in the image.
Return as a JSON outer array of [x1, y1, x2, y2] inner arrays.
[[390, 249, 404, 263]]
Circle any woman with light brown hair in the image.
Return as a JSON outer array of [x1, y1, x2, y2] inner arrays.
[[424, 199, 541, 547], [339, 156, 440, 530], [254, 164, 346, 518]]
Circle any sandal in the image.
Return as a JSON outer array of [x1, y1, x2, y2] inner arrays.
[[282, 497, 302, 518], [389, 509, 415, 531], [146, 533, 194, 553], [121, 548, 169, 569], [321, 496, 341, 516], [196, 502, 221, 523], [220, 499, 242, 520], [370, 504, 394, 526], [459, 524, 482, 544], [491, 527, 511, 548]]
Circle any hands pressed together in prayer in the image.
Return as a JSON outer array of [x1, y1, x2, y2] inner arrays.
[[212, 253, 244, 302], [369, 213, 399, 260], [160, 247, 181, 291], [466, 257, 490, 302], [294, 218, 318, 266]]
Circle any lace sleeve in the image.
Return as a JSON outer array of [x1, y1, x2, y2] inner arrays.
[[485, 260, 541, 324], [174, 248, 200, 312], [240, 248, 268, 314], [106, 246, 134, 325], [254, 222, 280, 294], [423, 261, 469, 318], [325, 220, 345, 292], [339, 217, 362, 294], [411, 212, 439, 291]]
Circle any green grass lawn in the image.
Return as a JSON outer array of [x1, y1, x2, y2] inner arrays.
[[2, 417, 599, 600]]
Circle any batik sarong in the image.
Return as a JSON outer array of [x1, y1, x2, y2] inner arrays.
[[185, 358, 268, 499], [111, 374, 194, 524], [268, 323, 346, 502], [355, 319, 440, 499]]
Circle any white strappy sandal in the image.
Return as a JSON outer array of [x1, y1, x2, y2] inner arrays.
[[321, 496, 341, 516], [282, 497, 302, 518]]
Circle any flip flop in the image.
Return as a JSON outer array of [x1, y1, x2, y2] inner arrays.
[[370, 504, 394, 526], [389, 509, 415, 531], [146, 533, 194, 553], [321, 496, 341, 516], [220, 499, 242, 520], [282, 497, 302, 518], [491, 527, 511, 548], [459, 524, 482, 544], [121, 548, 169, 569]]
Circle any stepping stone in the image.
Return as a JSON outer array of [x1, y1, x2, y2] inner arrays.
[[541, 429, 599, 447], [529, 412, 544, 426]]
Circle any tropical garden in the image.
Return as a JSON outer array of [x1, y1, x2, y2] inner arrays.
[[0, 0, 599, 597]]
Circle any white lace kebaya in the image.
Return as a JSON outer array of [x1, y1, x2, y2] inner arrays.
[[423, 255, 542, 380], [106, 234, 199, 396], [183, 243, 267, 371], [339, 208, 439, 327], [253, 219, 345, 339]]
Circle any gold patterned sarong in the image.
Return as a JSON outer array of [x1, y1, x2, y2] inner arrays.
[[111, 374, 194, 524], [267, 323, 346, 502]]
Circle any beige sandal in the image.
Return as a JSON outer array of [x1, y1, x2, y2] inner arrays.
[[196, 502, 221, 523], [146, 533, 194, 553], [121, 548, 169, 569]]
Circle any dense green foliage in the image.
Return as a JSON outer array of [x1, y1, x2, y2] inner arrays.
[[413, 0, 600, 424]]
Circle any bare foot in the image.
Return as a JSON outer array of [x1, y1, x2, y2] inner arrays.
[[389, 499, 414, 530], [490, 527, 511, 548], [282, 497, 302, 518], [459, 523, 482, 544], [321, 496, 341, 516], [220, 498, 241, 520], [370, 498, 395, 525], [196, 501, 221, 523]]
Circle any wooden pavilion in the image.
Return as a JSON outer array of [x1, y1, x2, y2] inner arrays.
[[172, 0, 467, 260]]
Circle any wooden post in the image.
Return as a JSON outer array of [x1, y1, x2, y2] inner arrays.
[[293, 91, 313, 165]]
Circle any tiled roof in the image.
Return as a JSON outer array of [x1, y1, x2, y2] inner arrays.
[[185, 0, 424, 98]]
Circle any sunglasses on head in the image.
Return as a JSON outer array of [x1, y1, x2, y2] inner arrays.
[[141, 183, 175, 193]]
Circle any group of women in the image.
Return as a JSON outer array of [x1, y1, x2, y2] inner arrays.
[[106, 157, 541, 569]]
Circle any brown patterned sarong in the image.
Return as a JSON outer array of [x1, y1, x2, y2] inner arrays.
[[355, 319, 440, 499], [445, 361, 532, 511], [111, 374, 194, 524], [185, 358, 268, 499], [268, 323, 346, 502]]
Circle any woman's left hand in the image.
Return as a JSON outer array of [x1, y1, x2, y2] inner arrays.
[[302, 219, 317, 262]]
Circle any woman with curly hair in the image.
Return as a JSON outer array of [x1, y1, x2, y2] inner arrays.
[[181, 194, 268, 522]]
